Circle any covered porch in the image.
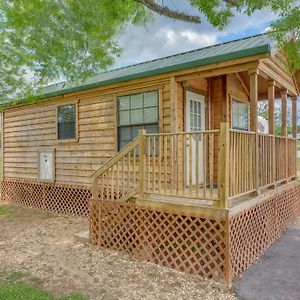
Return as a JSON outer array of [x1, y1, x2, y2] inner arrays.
[[89, 46, 299, 286], [91, 60, 298, 211]]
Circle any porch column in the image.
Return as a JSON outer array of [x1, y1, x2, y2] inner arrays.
[[268, 81, 276, 184], [249, 70, 259, 191], [268, 81, 275, 134], [292, 96, 297, 177], [281, 89, 288, 180], [292, 96, 297, 138], [170, 76, 178, 132], [281, 89, 288, 136], [249, 71, 258, 132]]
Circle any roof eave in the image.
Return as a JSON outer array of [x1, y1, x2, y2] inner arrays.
[[1, 44, 271, 110]]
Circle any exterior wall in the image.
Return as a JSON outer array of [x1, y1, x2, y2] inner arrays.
[[3, 79, 170, 187]]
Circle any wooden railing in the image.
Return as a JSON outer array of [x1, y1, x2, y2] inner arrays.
[[258, 133, 274, 188], [229, 130, 297, 199], [91, 134, 143, 201], [229, 130, 256, 197], [143, 130, 219, 202], [92, 122, 297, 208], [275, 136, 286, 182], [287, 137, 297, 178]]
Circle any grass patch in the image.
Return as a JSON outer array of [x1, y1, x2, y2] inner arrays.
[[0, 272, 87, 300], [0, 205, 11, 217], [0, 284, 86, 300]]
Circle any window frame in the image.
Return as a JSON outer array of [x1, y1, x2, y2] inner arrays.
[[116, 89, 161, 150], [231, 97, 249, 131], [37, 148, 56, 183], [56, 100, 79, 143]]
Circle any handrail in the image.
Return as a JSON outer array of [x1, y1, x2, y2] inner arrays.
[[229, 129, 256, 135], [145, 130, 219, 136], [92, 135, 142, 179]]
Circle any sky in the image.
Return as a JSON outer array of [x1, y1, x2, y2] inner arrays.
[[113, 0, 277, 68], [112, 0, 300, 124]]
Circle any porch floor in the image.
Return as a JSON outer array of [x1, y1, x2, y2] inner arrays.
[[131, 181, 297, 213]]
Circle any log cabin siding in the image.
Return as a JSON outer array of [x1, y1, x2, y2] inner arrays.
[[3, 80, 170, 186]]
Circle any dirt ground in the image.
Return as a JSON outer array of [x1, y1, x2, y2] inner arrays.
[[0, 202, 237, 300]]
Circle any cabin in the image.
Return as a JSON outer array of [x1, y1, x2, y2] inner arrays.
[[0, 34, 299, 286]]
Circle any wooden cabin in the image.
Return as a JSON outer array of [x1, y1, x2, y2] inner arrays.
[[0, 34, 299, 285]]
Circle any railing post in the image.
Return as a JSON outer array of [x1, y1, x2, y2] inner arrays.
[[292, 96, 297, 177], [281, 89, 288, 180], [268, 81, 276, 185], [218, 122, 230, 209], [92, 176, 99, 199], [138, 129, 146, 199], [249, 70, 259, 193]]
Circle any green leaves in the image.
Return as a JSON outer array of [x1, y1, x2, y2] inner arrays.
[[0, 0, 147, 100], [0, 0, 299, 103]]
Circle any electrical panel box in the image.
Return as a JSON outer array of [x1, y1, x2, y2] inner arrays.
[[39, 151, 54, 181]]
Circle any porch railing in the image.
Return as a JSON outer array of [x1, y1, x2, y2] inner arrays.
[[92, 122, 297, 208], [229, 130, 297, 199], [143, 130, 219, 201]]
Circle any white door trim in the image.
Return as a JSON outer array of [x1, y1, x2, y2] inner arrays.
[[185, 91, 206, 186]]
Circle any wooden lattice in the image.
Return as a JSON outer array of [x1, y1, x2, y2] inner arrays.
[[1, 178, 92, 216], [90, 183, 300, 286], [90, 199, 228, 282], [229, 183, 300, 280]]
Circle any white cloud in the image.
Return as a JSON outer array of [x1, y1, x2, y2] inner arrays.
[[113, 1, 278, 69]]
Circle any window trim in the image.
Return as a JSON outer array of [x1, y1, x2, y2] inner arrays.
[[37, 148, 56, 183], [231, 97, 249, 131], [56, 100, 79, 143], [116, 89, 160, 150]]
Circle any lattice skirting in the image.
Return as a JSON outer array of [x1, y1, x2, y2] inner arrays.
[[90, 199, 228, 282], [229, 183, 300, 281], [1, 178, 92, 216], [90, 182, 300, 285]]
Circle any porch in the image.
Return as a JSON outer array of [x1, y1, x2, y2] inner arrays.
[[89, 62, 299, 286], [91, 61, 298, 210], [91, 126, 297, 210]]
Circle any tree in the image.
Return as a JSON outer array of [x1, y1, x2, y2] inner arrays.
[[0, 0, 299, 101]]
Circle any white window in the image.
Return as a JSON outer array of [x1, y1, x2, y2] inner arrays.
[[118, 90, 159, 150], [232, 100, 249, 131]]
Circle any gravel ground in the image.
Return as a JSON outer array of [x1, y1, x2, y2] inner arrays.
[[0, 202, 237, 300]]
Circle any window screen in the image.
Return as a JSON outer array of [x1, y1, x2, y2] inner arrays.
[[57, 104, 76, 140], [118, 91, 159, 149], [232, 100, 249, 131]]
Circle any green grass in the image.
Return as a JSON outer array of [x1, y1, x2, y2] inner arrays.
[[0, 272, 87, 300], [0, 284, 86, 300], [297, 158, 300, 172], [0, 205, 11, 217]]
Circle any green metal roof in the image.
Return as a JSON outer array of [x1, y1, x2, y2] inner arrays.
[[1, 34, 274, 109]]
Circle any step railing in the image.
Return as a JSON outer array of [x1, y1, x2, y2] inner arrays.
[[91, 132, 145, 201], [91, 127, 224, 206]]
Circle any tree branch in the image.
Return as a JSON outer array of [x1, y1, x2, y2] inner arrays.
[[136, 0, 201, 24]]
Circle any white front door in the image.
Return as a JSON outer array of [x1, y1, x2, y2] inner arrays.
[[185, 91, 206, 186]]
